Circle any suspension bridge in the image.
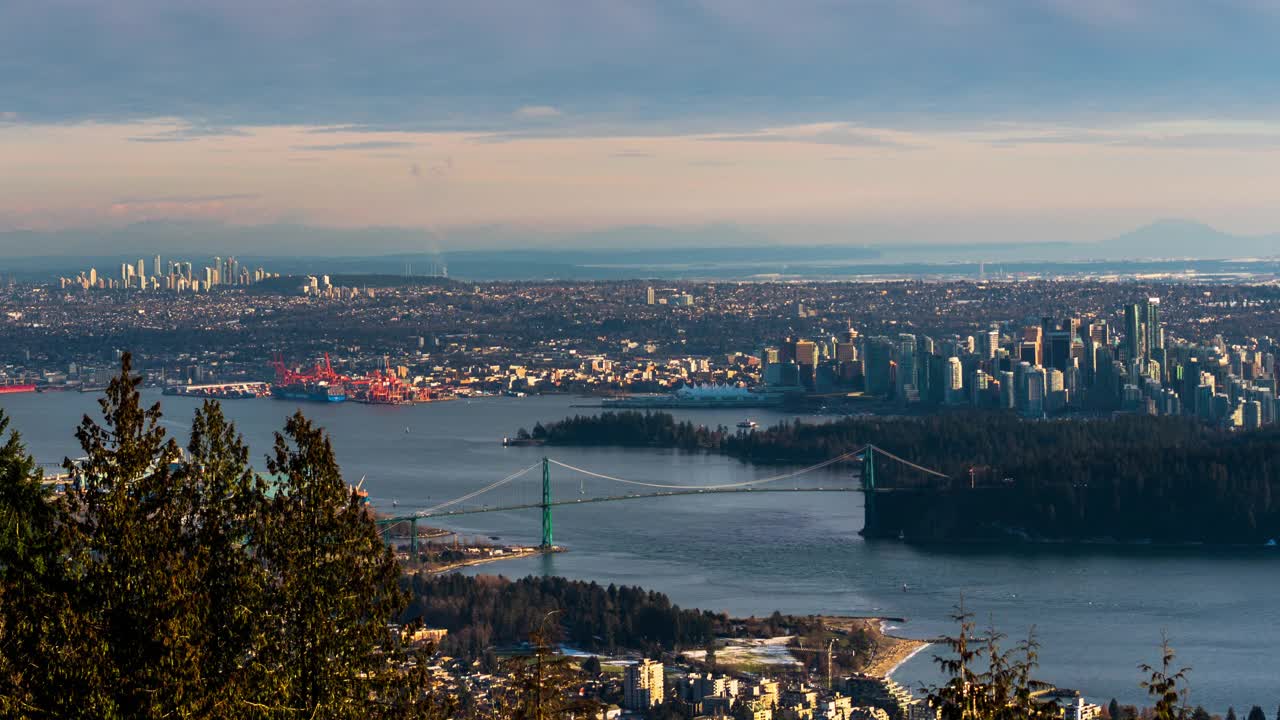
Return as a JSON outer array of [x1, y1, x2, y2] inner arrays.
[[375, 444, 950, 554]]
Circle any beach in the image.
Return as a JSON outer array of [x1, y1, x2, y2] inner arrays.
[[817, 616, 932, 678]]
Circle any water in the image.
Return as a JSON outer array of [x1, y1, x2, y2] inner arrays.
[[3, 390, 1277, 709]]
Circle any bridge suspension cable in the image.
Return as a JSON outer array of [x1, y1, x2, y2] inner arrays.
[[403, 445, 948, 522], [414, 460, 542, 516], [547, 449, 864, 491], [867, 445, 950, 479]]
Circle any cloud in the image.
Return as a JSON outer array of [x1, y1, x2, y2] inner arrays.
[[0, 112, 17, 122], [1112, 132, 1280, 150], [6, 1, 1280, 130], [112, 193, 259, 204], [984, 130, 1115, 147], [127, 123, 251, 143], [985, 127, 1280, 150], [700, 124, 919, 149], [103, 192, 262, 223], [292, 140, 417, 151], [611, 150, 654, 158], [514, 105, 562, 119]]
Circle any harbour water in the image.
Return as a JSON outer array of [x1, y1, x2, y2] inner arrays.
[[3, 390, 1277, 708]]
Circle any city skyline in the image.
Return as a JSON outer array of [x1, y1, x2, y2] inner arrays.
[[5, 2, 1280, 250], [8, 3, 1280, 716]]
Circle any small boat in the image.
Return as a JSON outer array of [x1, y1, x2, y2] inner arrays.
[[736, 419, 758, 429], [404, 426, 410, 434]]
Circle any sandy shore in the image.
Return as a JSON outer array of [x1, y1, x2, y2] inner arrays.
[[817, 616, 931, 678], [410, 546, 557, 575], [882, 638, 931, 679]]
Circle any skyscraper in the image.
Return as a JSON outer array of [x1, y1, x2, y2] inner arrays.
[[1143, 297, 1162, 357], [864, 337, 894, 397], [1025, 366, 1047, 417], [999, 371, 1016, 408], [794, 339, 819, 390], [981, 328, 1000, 360], [624, 659, 664, 709], [1046, 330, 1072, 371], [897, 333, 918, 397], [1020, 326, 1043, 367], [946, 356, 963, 403], [1124, 303, 1143, 361], [1088, 320, 1111, 347]]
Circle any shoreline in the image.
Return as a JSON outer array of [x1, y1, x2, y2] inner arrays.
[[816, 616, 931, 679], [884, 637, 931, 680], [408, 546, 562, 575]]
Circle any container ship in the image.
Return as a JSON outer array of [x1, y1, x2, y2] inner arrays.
[[270, 353, 348, 403], [273, 380, 347, 403], [0, 383, 36, 395]]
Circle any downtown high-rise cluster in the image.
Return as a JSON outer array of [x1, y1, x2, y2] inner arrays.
[[761, 297, 1277, 429], [59, 255, 277, 292]]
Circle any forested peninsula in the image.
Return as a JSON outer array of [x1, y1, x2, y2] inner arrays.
[[522, 411, 1280, 544]]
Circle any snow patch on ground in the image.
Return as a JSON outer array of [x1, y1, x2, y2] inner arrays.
[[681, 636, 803, 667]]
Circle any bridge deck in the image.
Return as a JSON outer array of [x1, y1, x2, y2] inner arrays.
[[414, 486, 860, 519]]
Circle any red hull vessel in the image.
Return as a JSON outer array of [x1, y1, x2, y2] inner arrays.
[[0, 384, 36, 394]]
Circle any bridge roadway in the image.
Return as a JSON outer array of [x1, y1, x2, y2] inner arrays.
[[413, 485, 860, 519]]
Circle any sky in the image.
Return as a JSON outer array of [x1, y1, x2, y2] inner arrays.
[[3, 0, 1280, 252]]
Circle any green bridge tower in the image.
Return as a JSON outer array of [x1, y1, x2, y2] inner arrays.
[[540, 457, 553, 548], [861, 445, 877, 536]]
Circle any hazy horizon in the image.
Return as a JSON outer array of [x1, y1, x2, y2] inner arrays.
[[5, 1, 1280, 256]]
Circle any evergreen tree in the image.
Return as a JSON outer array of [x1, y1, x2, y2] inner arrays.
[[1109, 699, 1122, 720], [175, 401, 271, 716], [0, 408, 82, 717], [256, 411, 406, 718], [926, 609, 1058, 720], [1139, 635, 1190, 720], [2, 358, 444, 719], [1248, 707, 1267, 720], [61, 352, 203, 718], [497, 618, 597, 720], [928, 600, 983, 720], [1008, 627, 1056, 720], [1227, 709, 1237, 720]]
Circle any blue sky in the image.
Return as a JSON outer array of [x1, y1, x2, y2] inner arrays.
[[3, 1, 1280, 249], [7, 1, 1280, 127]]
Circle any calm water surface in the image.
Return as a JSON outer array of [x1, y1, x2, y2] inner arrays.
[[3, 390, 1277, 708]]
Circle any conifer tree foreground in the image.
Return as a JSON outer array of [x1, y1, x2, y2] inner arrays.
[[256, 410, 406, 718], [0, 407, 86, 717], [0, 355, 434, 719]]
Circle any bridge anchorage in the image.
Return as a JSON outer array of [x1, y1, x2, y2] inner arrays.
[[375, 446, 948, 553]]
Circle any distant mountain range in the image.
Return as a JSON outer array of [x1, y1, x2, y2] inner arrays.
[[0, 219, 1275, 280], [1098, 219, 1279, 259]]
